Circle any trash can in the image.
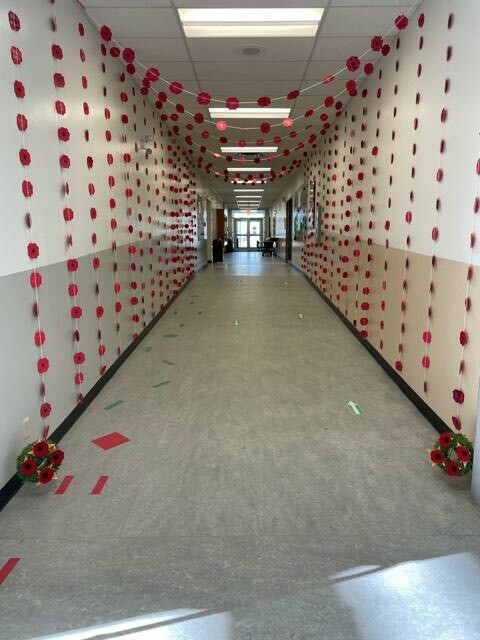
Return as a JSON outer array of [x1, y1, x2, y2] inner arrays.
[[212, 238, 224, 263]]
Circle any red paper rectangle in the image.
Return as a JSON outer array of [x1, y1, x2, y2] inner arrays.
[[91, 476, 109, 495], [55, 475, 74, 495], [0, 558, 20, 586]]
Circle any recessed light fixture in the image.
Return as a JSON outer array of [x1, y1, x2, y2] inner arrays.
[[210, 108, 290, 120], [227, 167, 271, 172], [178, 8, 324, 38], [221, 147, 278, 153]]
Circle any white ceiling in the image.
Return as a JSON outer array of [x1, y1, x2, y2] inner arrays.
[[83, 0, 422, 208]]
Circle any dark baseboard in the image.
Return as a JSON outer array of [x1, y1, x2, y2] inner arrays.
[[0, 276, 194, 512], [289, 261, 451, 437]]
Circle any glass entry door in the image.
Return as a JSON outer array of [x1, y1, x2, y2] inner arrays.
[[234, 218, 263, 251]]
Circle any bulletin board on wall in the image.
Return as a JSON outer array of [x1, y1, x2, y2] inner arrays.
[[293, 182, 308, 241]]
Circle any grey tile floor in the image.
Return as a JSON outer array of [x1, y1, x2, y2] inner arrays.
[[1, 252, 480, 639]]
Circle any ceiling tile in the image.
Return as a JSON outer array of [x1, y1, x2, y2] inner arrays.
[[119, 37, 189, 62], [331, 0, 420, 5], [199, 81, 298, 98], [194, 61, 308, 82], [173, 0, 325, 6], [87, 7, 183, 38], [85, 1, 171, 6], [320, 6, 412, 36], [187, 38, 315, 62]]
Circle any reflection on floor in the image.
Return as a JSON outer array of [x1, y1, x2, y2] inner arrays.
[[1, 252, 480, 639]]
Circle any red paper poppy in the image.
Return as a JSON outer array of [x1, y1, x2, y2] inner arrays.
[[30, 272, 42, 288], [430, 449, 445, 465], [452, 389, 464, 404], [216, 120, 228, 132], [27, 243, 39, 259], [71, 306, 83, 319], [371, 35, 383, 51], [9, 11, 21, 31], [17, 114, 28, 131], [51, 44, 63, 60], [73, 352, 85, 365], [439, 432, 452, 448], [364, 63, 374, 75], [75, 372, 84, 385], [59, 154, 71, 169], [455, 446, 470, 462], [287, 89, 300, 100], [34, 331, 46, 347], [346, 80, 356, 93], [451, 416, 461, 430], [38, 467, 54, 484], [55, 100, 66, 115], [100, 25, 112, 41], [53, 73, 65, 88], [20, 459, 37, 476], [40, 402, 52, 418], [170, 81, 183, 95], [346, 56, 360, 72], [10, 46, 22, 65], [115, 301, 122, 313], [146, 67, 159, 82], [49, 449, 64, 466], [122, 47, 135, 63], [260, 122, 271, 134], [18, 148, 31, 166], [58, 127, 70, 142], [324, 96, 334, 108], [14, 80, 25, 99], [67, 258, 79, 272], [257, 96, 271, 107], [446, 460, 460, 477], [95, 306, 104, 318], [381, 44, 391, 56], [226, 96, 239, 110], [459, 330, 468, 346], [68, 283, 78, 297], [395, 15, 409, 30], [33, 440, 49, 457]]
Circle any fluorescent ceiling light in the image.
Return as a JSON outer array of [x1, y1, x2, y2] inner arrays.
[[210, 108, 290, 120], [231, 180, 267, 184], [234, 189, 264, 192], [228, 167, 271, 172], [178, 8, 324, 38], [221, 147, 278, 153]]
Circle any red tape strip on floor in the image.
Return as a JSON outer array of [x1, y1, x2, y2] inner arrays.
[[91, 475, 109, 495], [55, 475, 74, 495], [0, 558, 20, 586]]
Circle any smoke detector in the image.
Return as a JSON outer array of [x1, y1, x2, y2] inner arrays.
[[238, 44, 266, 57]]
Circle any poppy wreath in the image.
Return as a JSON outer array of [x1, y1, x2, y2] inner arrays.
[[16, 440, 64, 485], [429, 433, 474, 477]]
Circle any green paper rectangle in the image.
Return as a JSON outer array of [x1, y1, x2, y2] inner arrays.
[[104, 400, 123, 411], [162, 359, 174, 365], [163, 334, 178, 338], [152, 381, 171, 388], [346, 401, 362, 416], [144, 346, 152, 352]]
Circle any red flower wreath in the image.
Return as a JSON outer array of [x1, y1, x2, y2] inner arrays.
[[429, 432, 473, 477], [17, 440, 64, 485]]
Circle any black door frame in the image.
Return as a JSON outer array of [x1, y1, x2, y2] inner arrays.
[[285, 198, 293, 261]]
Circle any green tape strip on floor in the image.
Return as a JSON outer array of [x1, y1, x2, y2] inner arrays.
[[144, 346, 152, 352], [163, 334, 178, 338], [162, 359, 174, 365], [346, 401, 362, 416], [104, 400, 123, 411], [152, 381, 171, 388]]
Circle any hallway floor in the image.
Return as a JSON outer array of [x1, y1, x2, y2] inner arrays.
[[1, 253, 480, 639]]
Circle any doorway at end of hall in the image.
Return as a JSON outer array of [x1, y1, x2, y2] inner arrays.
[[234, 218, 264, 250]]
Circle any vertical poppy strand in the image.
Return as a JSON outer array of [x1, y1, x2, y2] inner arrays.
[[81, 35, 107, 378], [10, 9, 52, 433], [100, 45, 123, 357], [357, 92, 373, 340], [50, 7, 86, 403], [341, 125, 355, 322], [421, 7, 451, 398]]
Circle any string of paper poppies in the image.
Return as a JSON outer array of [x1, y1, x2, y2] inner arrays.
[[9, 9, 53, 434]]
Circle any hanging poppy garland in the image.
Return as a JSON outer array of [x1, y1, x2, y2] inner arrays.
[[81, 7, 415, 179], [429, 432, 473, 477], [10, 9, 53, 433], [16, 440, 65, 485]]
